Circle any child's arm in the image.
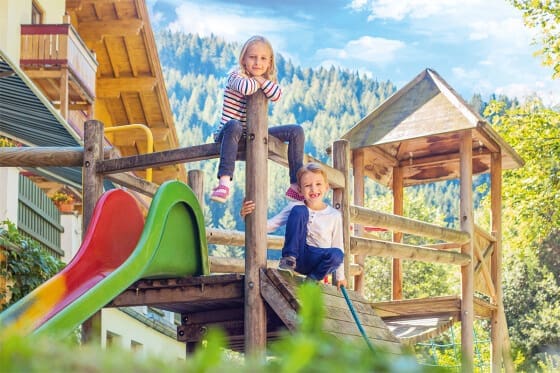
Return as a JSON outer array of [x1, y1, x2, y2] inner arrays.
[[240, 199, 296, 232], [228, 71, 260, 95], [255, 77, 282, 102]]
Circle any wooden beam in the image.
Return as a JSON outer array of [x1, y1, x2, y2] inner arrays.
[[207, 228, 284, 249], [332, 140, 351, 287], [350, 236, 471, 265], [108, 280, 244, 307], [260, 268, 299, 331], [105, 172, 158, 197], [96, 77, 157, 97], [210, 256, 362, 277], [0, 147, 116, 167], [78, 19, 144, 40], [352, 148, 366, 293], [460, 130, 474, 372], [350, 205, 470, 243], [244, 91, 268, 356], [392, 165, 404, 300]]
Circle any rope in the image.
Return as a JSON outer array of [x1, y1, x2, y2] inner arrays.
[[340, 285, 375, 352]]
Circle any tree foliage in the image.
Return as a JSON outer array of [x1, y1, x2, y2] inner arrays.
[[483, 98, 560, 370], [511, 0, 560, 79]]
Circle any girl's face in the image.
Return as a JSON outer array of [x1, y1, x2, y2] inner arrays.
[[298, 171, 329, 208], [242, 42, 271, 77]]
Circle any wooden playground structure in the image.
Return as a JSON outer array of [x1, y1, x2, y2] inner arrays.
[[0, 69, 522, 371]]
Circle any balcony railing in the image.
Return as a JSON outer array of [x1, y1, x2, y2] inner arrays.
[[20, 23, 98, 102]]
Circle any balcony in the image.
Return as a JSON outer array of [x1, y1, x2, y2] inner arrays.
[[20, 23, 98, 119]]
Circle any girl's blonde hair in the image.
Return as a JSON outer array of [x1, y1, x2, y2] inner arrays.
[[296, 163, 328, 187], [238, 35, 277, 81]]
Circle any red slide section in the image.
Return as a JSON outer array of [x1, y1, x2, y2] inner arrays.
[[0, 189, 145, 334]]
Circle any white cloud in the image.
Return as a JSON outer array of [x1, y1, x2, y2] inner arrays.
[[316, 36, 405, 66], [167, 1, 305, 59]]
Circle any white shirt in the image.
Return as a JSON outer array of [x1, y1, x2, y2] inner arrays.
[[267, 201, 345, 280]]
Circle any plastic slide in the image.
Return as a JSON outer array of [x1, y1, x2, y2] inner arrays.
[[0, 180, 209, 338]]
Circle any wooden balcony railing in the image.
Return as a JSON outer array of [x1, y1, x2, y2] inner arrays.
[[20, 23, 98, 103]]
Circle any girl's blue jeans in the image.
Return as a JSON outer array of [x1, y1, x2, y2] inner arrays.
[[282, 205, 344, 280], [215, 120, 304, 184]]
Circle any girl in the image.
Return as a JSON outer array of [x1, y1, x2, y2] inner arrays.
[[211, 35, 304, 203]]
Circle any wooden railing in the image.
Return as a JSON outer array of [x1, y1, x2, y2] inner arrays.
[[20, 23, 97, 100]]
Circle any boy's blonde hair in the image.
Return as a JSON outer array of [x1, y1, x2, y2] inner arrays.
[[238, 35, 277, 81], [296, 163, 328, 187]]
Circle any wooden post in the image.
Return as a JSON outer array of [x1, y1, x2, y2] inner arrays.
[[460, 130, 474, 372], [244, 91, 268, 357], [81, 119, 105, 344], [352, 149, 365, 293], [392, 166, 403, 300], [60, 66, 69, 119], [490, 153, 514, 372], [83, 119, 105, 237], [332, 140, 351, 287], [187, 169, 204, 207]]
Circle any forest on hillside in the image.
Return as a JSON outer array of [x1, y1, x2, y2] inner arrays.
[[154, 30, 559, 370]]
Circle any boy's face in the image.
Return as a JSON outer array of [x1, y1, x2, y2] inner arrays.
[[298, 171, 329, 205], [243, 42, 271, 77]]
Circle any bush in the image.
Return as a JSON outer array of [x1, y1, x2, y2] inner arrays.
[[0, 282, 446, 372], [0, 220, 65, 309]]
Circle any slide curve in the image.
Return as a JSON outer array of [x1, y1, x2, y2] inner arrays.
[[0, 180, 208, 338]]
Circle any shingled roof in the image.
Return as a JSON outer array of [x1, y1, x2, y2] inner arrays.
[[341, 68, 524, 187]]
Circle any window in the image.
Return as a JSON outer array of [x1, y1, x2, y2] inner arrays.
[[106, 331, 121, 348], [131, 340, 143, 353], [31, 1, 44, 24]]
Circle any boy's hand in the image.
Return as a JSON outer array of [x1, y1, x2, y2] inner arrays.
[[240, 199, 256, 218], [337, 278, 348, 291]]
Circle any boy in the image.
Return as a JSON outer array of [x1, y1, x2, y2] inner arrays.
[[241, 163, 347, 289]]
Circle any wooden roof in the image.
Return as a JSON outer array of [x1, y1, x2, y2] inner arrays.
[[66, 0, 186, 184], [341, 69, 524, 187]]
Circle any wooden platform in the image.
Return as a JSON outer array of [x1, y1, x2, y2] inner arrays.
[[372, 295, 497, 344], [107, 269, 402, 353]]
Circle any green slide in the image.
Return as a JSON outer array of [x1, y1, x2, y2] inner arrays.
[[34, 180, 209, 338]]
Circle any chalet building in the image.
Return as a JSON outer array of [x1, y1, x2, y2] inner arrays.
[[0, 0, 187, 360]]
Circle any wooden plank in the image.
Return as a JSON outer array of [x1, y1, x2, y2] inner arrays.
[[244, 91, 269, 354], [350, 236, 471, 265], [264, 269, 300, 312], [105, 172, 159, 197], [460, 130, 475, 371], [261, 269, 299, 331], [108, 275, 244, 309], [350, 205, 470, 244], [332, 140, 351, 289]]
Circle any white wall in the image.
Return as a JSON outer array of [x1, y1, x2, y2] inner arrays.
[[60, 212, 82, 262], [0, 168, 19, 223], [101, 308, 185, 361], [0, 0, 66, 60]]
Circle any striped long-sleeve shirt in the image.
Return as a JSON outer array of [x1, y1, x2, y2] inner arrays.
[[214, 70, 282, 140]]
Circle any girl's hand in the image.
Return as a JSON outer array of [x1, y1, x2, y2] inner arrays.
[[240, 199, 256, 218], [254, 76, 266, 87]]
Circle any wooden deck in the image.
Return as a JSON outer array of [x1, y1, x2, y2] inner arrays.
[[107, 269, 402, 353], [372, 295, 497, 344]]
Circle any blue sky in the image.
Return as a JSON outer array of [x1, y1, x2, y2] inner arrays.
[[148, 0, 559, 106]]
